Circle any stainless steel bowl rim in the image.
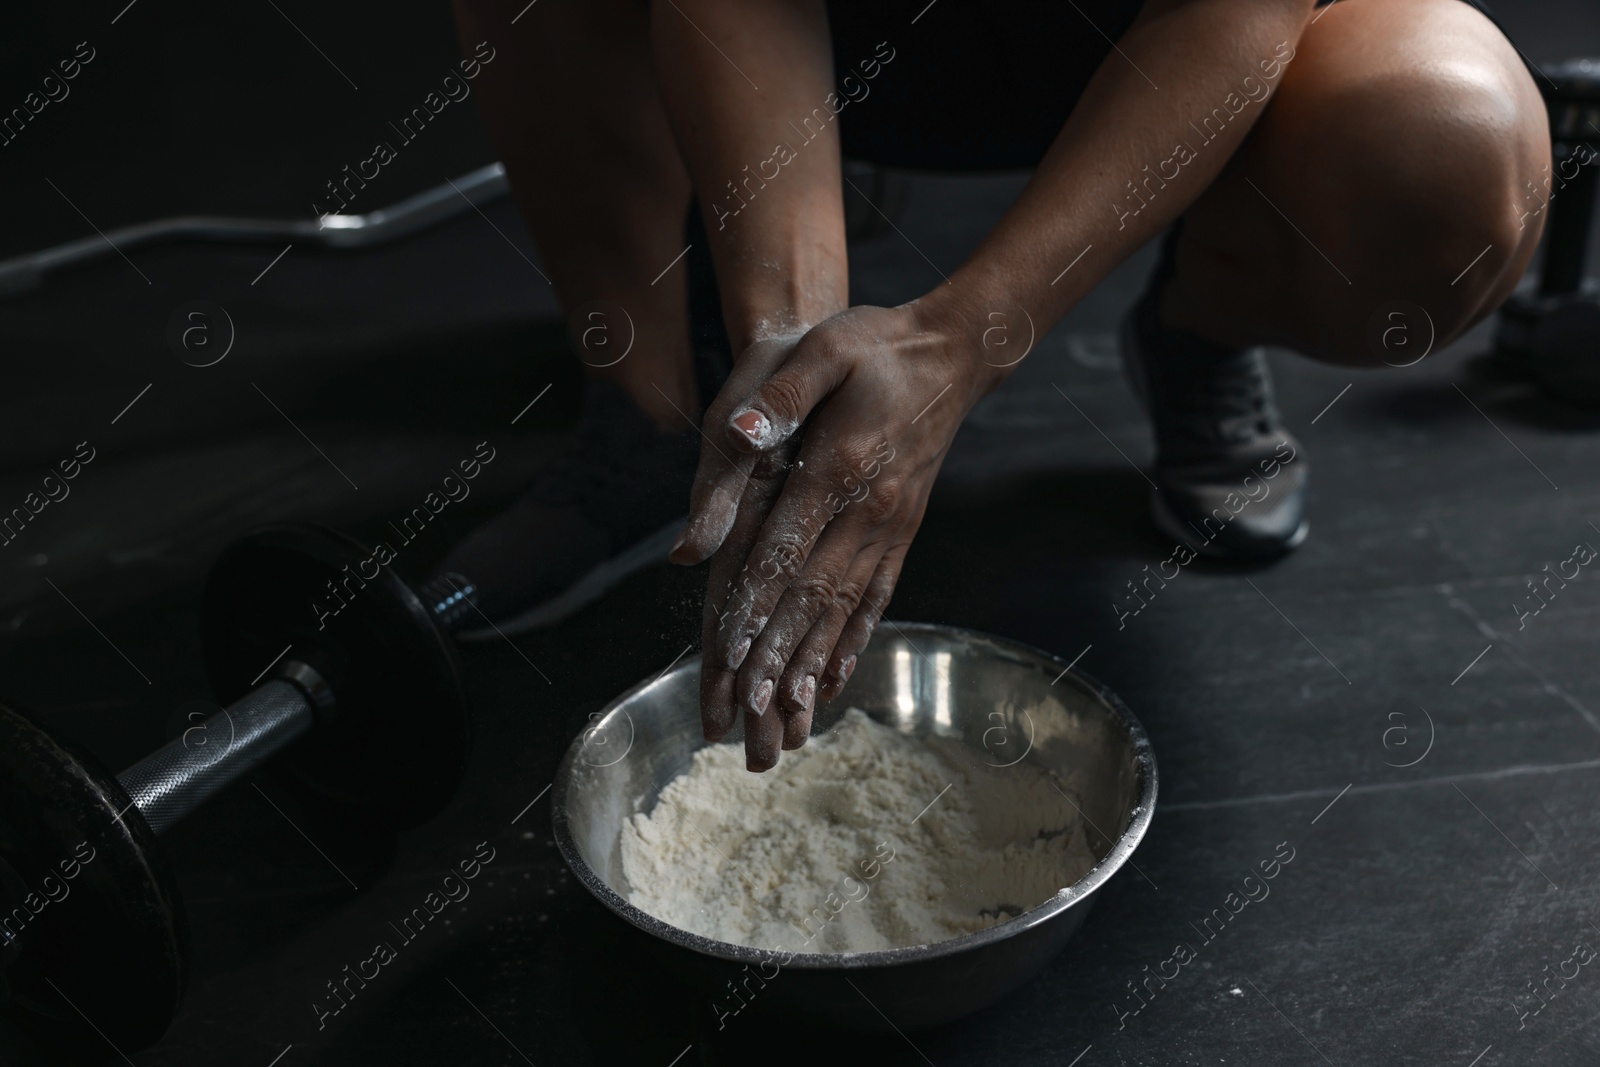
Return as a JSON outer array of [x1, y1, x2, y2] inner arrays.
[[550, 621, 1158, 970]]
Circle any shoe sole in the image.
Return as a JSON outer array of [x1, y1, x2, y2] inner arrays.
[[454, 517, 687, 641], [1150, 489, 1309, 562]]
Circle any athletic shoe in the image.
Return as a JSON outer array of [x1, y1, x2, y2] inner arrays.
[[1119, 226, 1310, 560], [427, 374, 706, 639]]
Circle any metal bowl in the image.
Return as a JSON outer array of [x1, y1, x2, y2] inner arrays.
[[551, 622, 1156, 1031]]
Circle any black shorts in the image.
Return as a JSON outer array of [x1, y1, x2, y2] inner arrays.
[[825, 0, 1523, 170]]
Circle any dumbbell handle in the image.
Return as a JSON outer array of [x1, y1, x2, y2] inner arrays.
[[115, 665, 328, 836], [110, 570, 476, 837], [0, 670, 327, 977], [109, 569, 475, 837]]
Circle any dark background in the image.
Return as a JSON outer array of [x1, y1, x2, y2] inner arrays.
[[3, 0, 1600, 1064]]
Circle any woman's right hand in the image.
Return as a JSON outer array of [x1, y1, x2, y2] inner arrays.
[[670, 332, 808, 755]]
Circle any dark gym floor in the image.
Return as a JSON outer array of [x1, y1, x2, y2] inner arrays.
[[4, 1, 1600, 1065]]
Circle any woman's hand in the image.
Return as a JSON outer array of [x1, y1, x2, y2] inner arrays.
[[671, 300, 994, 770]]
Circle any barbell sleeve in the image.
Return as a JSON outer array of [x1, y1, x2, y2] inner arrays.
[[416, 574, 480, 634]]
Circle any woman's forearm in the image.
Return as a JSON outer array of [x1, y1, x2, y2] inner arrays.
[[920, 0, 1314, 391], [651, 0, 850, 353]]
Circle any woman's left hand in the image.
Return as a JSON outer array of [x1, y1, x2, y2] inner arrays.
[[671, 300, 991, 770]]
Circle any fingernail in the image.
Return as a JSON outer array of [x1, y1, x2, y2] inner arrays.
[[669, 528, 688, 555], [750, 679, 774, 716], [731, 409, 770, 445], [836, 655, 857, 684], [801, 674, 817, 709], [727, 635, 752, 669]]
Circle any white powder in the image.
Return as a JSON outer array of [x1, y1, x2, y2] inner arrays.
[[619, 708, 1098, 953]]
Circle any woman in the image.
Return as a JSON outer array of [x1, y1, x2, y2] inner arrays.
[[436, 0, 1550, 769]]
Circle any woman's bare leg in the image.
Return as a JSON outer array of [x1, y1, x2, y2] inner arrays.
[[1165, 0, 1550, 365], [453, 0, 697, 427]]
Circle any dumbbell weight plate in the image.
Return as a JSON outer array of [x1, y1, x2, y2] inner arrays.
[[0, 702, 186, 1050], [201, 524, 470, 829], [1533, 296, 1600, 406]]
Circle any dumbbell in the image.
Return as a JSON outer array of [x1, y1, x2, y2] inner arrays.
[[0, 523, 481, 1050], [1496, 57, 1600, 403]]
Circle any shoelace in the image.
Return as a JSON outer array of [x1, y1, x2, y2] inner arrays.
[[1163, 351, 1279, 448]]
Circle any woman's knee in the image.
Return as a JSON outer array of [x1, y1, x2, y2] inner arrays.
[[1205, 0, 1552, 364], [1339, 62, 1547, 349]]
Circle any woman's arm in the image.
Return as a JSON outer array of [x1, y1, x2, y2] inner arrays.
[[650, 0, 860, 759], [923, 0, 1312, 380], [650, 0, 849, 353], [674, 0, 1321, 768]]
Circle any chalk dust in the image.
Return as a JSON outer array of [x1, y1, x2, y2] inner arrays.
[[619, 708, 1097, 953]]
